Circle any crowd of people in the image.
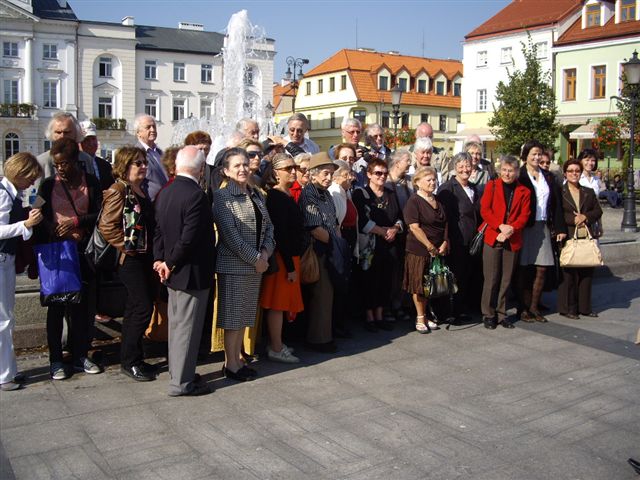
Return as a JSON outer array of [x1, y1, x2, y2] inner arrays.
[[1, 111, 611, 394]]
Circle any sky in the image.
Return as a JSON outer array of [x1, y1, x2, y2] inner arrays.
[[69, 0, 511, 80]]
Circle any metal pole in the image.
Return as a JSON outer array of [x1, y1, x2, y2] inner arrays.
[[621, 95, 638, 232]]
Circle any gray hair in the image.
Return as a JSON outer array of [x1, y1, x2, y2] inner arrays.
[[341, 117, 362, 130], [463, 140, 483, 152], [365, 123, 383, 136], [226, 131, 244, 148], [389, 149, 411, 169], [133, 113, 155, 134], [175, 145, 205, 173], [236, 118, 258, 132], [452, 152, 472, 168], [287, 112, 309, 129], [293, 152, 311, 166], [499, 154, 520, 171], [46, 112, 83, 141], [332, 160, 351, 180], [413, 137, 433, 153]]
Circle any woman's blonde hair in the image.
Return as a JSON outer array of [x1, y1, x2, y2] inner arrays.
[[412, 166, 437, 186], [3, 152, 42, 185]]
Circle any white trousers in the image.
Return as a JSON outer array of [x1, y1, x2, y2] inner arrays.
[[0, 253, 18, 384]]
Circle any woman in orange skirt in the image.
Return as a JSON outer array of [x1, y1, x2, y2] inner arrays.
[[260, 153, 305, 363]]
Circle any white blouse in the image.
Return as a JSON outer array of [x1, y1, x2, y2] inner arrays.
[[579, 173, 600, 196], [527, 170, 550, 221]]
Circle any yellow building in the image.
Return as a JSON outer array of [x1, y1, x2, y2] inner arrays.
[[274, 48, 462, 152]]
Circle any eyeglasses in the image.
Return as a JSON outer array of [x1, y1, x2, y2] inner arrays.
[[345, 129, 361, 135], [132, 160, 149, 167], [298, 167, 308, 173], [53, 161, 71, 170], [565, 169, 581, 174], [278, 165, 297, 172], [247, 151, 262, 158], [372, 171, 388, 177]]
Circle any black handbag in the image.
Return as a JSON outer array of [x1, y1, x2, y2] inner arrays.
[[469, 223, 488, 256], [423, 256, 458, 299], [85, 209, 119, 271]]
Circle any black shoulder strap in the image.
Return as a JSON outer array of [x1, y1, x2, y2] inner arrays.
[[58, 176, 80, 217]]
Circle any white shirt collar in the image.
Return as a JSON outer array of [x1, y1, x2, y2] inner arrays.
[[177, 172, 199, 184]]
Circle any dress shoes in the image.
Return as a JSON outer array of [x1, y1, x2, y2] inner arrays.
[[580, 312, 599, 317], [139, 361, 159, 374], [483, 316, 497, 329], [500, 320, 515, 329], [519, 311, 536, 323], [222, 365, 253, 382], [170, 384, 211, 397], [0, 381, 23, 391], [560, 313, 580, 320], [13, 373, 26, 384], [121, 365, 156, 382]]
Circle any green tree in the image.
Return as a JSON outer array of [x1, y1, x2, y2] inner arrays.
[[616, 70, 640, 174], [488, 38, 559, 155]]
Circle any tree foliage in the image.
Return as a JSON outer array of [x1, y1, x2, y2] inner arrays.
[[488, 38, 559, 155]]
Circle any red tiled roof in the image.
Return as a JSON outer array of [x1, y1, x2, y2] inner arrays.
[[303, 49, 462, 109], [556, 16, 640, 46], [466, 0, 582, 40], [273, 83, 295, 110]]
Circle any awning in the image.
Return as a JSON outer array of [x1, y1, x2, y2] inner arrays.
[[569, 123, 596, 140], [449, 127, 495, 142]]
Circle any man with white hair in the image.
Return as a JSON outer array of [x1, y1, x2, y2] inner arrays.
[[365, 123, 391, 161], [236, 118, 260, 140], [154, 146, 216, 397], [329, 117, 363, 160], [135, 114, 167, 199], [284, 113, 319, 154], [37, 112, 96, 179]]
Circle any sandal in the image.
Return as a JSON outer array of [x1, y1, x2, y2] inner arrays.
[[415, 315, 430, 334]]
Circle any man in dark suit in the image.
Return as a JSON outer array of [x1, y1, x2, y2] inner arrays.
[[79, 121, 114, 192], [153, 146, 216, 397]]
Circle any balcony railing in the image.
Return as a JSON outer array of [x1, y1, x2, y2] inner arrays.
[[91, 118, 127, 130], [0, 103, 36, 117]]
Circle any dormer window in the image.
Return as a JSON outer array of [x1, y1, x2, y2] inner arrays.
[[398, 77, 408, 92], [417, 79, 427, 93], [621, 0, 636, 21], [379, 75, 389, 90], [586, 4, 601, 27]]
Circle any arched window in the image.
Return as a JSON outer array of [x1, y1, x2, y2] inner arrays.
[[4, 132, 19, 159]]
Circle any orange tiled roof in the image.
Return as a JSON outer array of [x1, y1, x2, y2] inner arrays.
[[304, 49, 462, 109], [273, 83, 295, 110], [556, 16, 640, 46], [466, 0, 582, 40]]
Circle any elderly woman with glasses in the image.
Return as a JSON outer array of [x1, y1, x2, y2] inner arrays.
[[352, 159, 403, 332], [557, 159, 603, 320], [290, 153, 311, 203], [100, 145, 158, 382]]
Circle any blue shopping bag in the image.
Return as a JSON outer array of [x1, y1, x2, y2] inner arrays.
[[34, 240, 82, 306]]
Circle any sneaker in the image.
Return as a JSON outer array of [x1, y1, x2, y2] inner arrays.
[[74, 357, 102, 374], [50, 363, 68, 380], [267, 346, 300, 363], [282, 344, 295, 354]]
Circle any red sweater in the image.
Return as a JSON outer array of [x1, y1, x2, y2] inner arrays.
[[480, 179, 531, 251]]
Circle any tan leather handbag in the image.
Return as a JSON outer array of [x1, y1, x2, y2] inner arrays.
[[559, 226, 603, 268]]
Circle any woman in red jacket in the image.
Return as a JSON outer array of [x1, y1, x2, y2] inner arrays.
[[479, 155, 531, 329]]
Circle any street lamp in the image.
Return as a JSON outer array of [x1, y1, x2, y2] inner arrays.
[[391, 83, 403, 150], [284, 56, 309, 114], [615, 50, 640, 232]]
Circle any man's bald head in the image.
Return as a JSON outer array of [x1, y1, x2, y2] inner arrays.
[[415, 122, 433, 139]]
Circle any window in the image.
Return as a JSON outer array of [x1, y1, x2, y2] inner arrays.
[[535, 42, 548, 59], [436, 81, 445, 95], [401, 112, 409, 128], [621, 0, 636, 21], [173, 99, 185, 121], [306, 82, 311, 95], [144, 98, 157, 119], [353, 109, 366, 124], [174, 62, 185, 82], [5, 133, 19, 158], [379, 76, 389, 90], [398, 78, 408, 92], [586, 4, 601, 27], [201, 99, 212, 119], [330, 112, 336, 129], [381, 111, 390, 128], [340, 75, 347, 90], [3, 42, 18, 57], [318, 79, 323, 94], [201, 64, 213, 83], [43, 44, 57, 59], [244, 66, 254, 86], [500, 47, 512, 64], [145, 60, 157, 80], [420, 113, 429, 124], [329, 77, 335, 91], [477, 50, 488, 67], [477, 89, 487, 111], [3, 80, 18, 104], [439, 114, 447, 132], [99, 57, 112, 77], [592, 65, 606, 99], [43, 80, 57, 108], [418, 79, 427, 93], [98, 97, 113, 118], [307, 114, 312, 130], [564, 68, 576, 101], [453, 82, 461, 97]]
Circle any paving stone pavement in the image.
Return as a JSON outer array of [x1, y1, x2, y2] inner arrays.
[[1, 272, 639, 480]]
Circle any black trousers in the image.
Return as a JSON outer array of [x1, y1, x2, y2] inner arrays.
[[557, 267, 594, 315], [118, 254, 155, 369]]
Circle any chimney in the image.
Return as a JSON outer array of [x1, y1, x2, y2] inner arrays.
[[121, 16, 135, 26], [178, 22, 204, 31]]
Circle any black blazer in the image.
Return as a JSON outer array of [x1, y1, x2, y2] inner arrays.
[[560, 183, 603, 238], [94, 156, 115, 192], [437, 178, 480, 247], [518, 167, 567, 235], [35, 173, 102, 245], [153, 175, 216, 291]]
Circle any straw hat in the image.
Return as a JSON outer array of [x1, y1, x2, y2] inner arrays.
[[308, 152, 336, 170]]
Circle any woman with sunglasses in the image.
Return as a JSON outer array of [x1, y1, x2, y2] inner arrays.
[[100, 146, 158, 382], [238, 139, 264, 187], [557, 159, 602, 319], [352, 159, 403, 332]]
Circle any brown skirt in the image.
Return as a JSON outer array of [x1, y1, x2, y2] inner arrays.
[[403, 252, 430, 295]]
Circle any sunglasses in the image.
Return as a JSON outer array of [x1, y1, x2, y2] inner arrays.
[[247, 151, 262, 158], [566, 169, 581, 173], [372, 171, 388, 177], [298, 167, 308, 173], [278, 165, 297, 172], [132, 160, 149, 167]]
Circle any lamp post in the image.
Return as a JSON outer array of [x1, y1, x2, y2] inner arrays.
[[390, 84, 403, 151], [284, 56, 309, 114], [614, 50, 640, 232]]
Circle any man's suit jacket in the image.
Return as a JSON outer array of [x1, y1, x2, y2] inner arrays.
[[153, 175, 216, 291], [136, 141, 167, 200], [94, 155, 115, 191]]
